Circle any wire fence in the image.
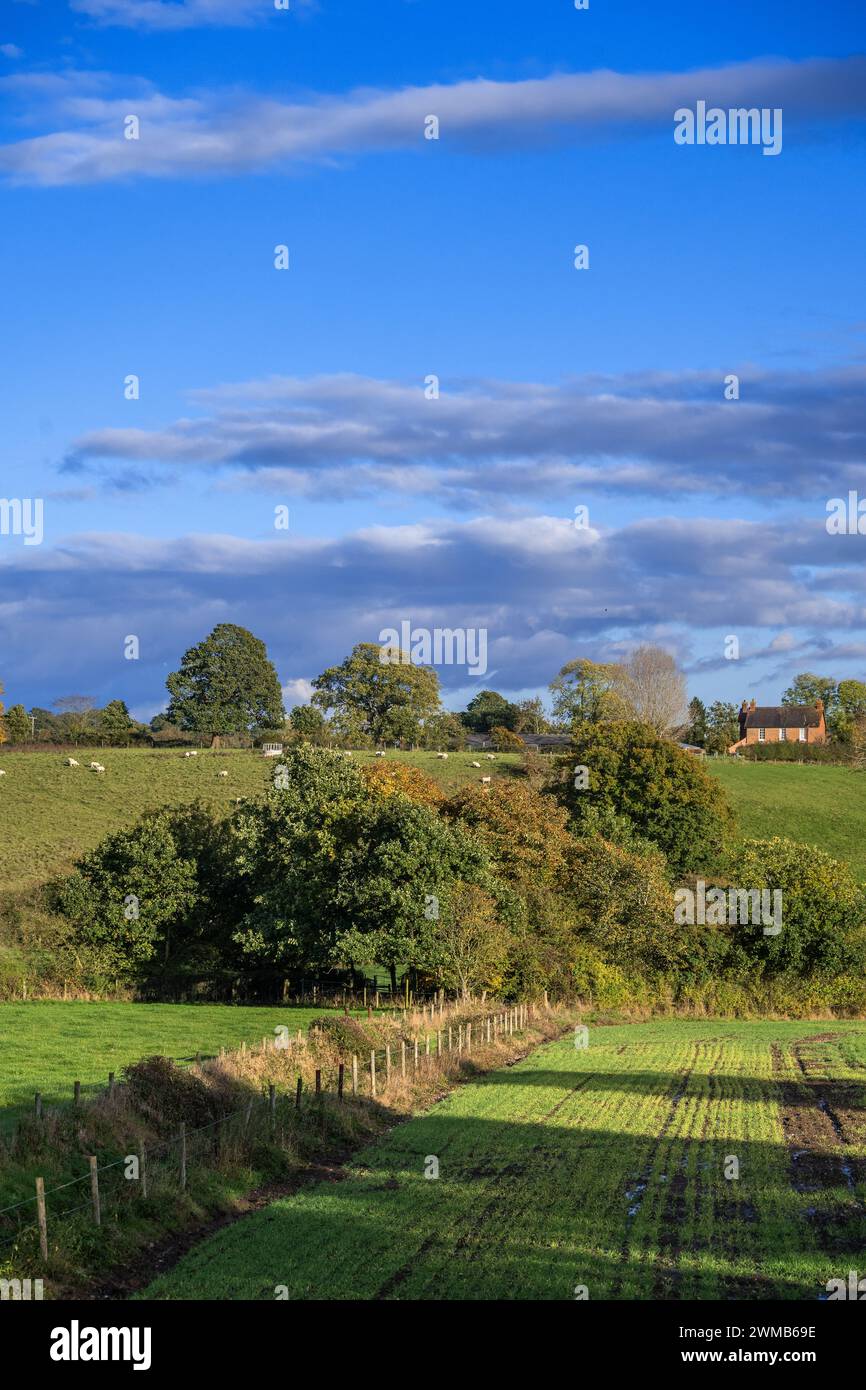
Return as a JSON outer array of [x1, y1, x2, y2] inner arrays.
[[0, 1001, 536, 1269]]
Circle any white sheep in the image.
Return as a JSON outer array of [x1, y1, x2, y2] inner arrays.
[[470, 760, 481, 768], [480, 776, 492, 784], [66, 758, 80, 767], [375, 751, 385, 757], [486, 753, 496, 760], [91, 763, 105, 773], [436, 752, 448, 759], [0, 770, 6, 777], [218, 770, 228, 778]]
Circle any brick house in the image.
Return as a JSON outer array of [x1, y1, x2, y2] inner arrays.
[[727, 698, 827, 753]]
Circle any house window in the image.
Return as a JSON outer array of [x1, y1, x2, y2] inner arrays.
[[799, 727, 806, 742], [758, 728, 766, 742], [779, 728, 786, 741]]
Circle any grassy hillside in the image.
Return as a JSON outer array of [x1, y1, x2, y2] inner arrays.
[[140, 1019, 866, 1301], [0, 747, 522, 894], [706, 760, 866, 880]]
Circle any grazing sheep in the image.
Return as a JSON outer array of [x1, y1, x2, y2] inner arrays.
[[90, 763, 105, 774], [0, 770, 6, 777], [66, 758, 80, 767], [436, 752, 448, 759], [480, 776, 492, 784], [470, 761, 481, 768], [375, 750, 385, 757], [486, 753, 496, 760], [218, 770, 228, 778]]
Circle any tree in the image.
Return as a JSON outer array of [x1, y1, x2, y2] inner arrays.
[[832, 680, 866, 742], [724, 838, 866, 979], [4, 703, 30, 743], [421, 711, 467, 750], [515, 697, 552, 735], [617, 645, 688, 735], [552, 721, 735, 875], [489, 725, 525, 752], [53, 810, 201, 979], [101, 699, 134, 745], [705, 701, 740, 755], [289, 704, 328, 744], [361, 759, 445, 809], [312, 642, 440, 745], [549, 659, 627, 727], [461, 689, 520, 733], [781, 673, 838, 716], [684, 697, 708, 748], [52, 695, 98, 744], [166, 624, 284, 747], [422, 882, 512, 998], [229, 746, 490, 994]]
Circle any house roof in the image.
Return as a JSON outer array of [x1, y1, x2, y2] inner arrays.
[[745, 705, 822, 729]]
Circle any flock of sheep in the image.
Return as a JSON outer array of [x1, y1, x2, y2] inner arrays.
[[0, 748, 499, 787]]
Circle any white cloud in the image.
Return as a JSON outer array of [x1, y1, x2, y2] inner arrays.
[[63, 365, 866, 504], [70, 0, 313, 30], [0, 43, 23, 58], [1, 55, 865, 184]]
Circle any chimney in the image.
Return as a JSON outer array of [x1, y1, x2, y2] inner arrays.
[[816, 698, 824, 713], [749, 698, 756, 711]]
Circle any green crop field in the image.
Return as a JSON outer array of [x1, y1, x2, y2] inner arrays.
[[0, 1001, 331, 1128], [707, 760, 866, 879], [140, 1019, 866, 1301], [0, 747, 523, 894]]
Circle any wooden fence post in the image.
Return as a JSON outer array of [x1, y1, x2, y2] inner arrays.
[[295, 1077, 303, 1109], [108, 1071, 115, 1097], [73, 1080, 81, 1107], [401, 1040, 406, 1078], [414, 1039, 419, 1071], [370, 1051, 377, 1098], [180, 1124, 187, 1192], [338, 1063, 345, 1101], [385, 1045, 392, 1082], [448, 1025, 453, 1052], [352, 1054, 358, 1095], [437, 1030, 442, 1058], [35, 1178, 48, 1262], [140, 1144, 148, 1199], [269, 1083, 276, 1131], [315, 1069, 322, 1096], [89, 1155, 101, 1225]]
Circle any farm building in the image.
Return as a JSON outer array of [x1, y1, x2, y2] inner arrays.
[[727, 698, 827, 753]]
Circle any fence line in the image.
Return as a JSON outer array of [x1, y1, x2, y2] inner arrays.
[[0, 1000, 541, 1264]]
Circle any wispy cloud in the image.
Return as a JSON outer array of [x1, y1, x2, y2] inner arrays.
[[70, 0, 314, 30], [1, 56, 865, 184], [2, 513, 864, 700], [63, 365, 866, 504]]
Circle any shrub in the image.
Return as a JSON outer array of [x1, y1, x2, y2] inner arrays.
[[722, 837, 866, 978], [550, 721, 734, 874]]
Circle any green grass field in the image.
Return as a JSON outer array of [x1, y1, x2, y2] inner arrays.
[[707, 760, 866, 879], [140, 1019, 866, 1301], [0, 1001, 330, 1128], [0, 747, 522, 894]]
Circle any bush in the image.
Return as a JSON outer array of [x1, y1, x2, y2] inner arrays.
[[550, 721, 734, 874], [722, 837, 866, 978]]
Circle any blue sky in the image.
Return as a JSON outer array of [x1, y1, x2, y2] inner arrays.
[[1, 0, 865, 720]]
